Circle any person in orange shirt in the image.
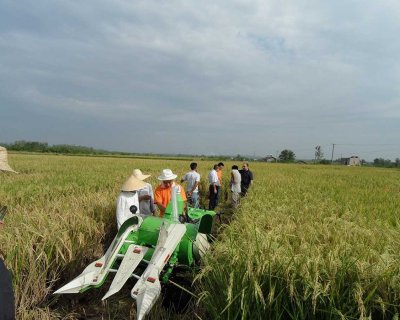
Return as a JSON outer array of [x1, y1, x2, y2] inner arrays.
[[154, 169, 187, 217]]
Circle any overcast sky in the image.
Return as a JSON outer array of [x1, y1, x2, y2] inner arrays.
[[1, 0, 399, 160]]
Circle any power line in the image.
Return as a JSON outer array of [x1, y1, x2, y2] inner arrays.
[[333, 143, 400, 146]]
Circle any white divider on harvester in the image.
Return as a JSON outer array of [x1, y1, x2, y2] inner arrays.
[[131, 221, 186, 320], [54, 217, 143, 295], [135, 268, 161, 320], [171, 185, 180, 222], [102, 244, 148, 300]]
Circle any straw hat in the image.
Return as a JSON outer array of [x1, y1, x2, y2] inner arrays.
[[157, 169, 177, 181], [121, 174, 147, 192], [0, 146, 18, 174], [132, 169, 151, 181]]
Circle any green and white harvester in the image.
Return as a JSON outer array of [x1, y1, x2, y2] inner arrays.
[[54, 187, 216, 319]]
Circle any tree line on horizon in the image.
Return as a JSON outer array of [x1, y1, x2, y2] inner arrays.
[[0, 140, 234, 160], [263, 146, 400, 167], [2, 140, 399, 167], [312, 145, 400, 168], [1, 140, 111, 155]]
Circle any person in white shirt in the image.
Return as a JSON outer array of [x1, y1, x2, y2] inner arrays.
[[132, 169, 155, 217], [230, 165, 241, 209], [208, 164, 220, 210], [116, 174, 146, 229], [181, 162, 201, 208]]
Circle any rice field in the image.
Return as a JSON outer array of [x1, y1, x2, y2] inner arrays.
[[197, 163, 400, 319], [1, 153, 400, 319]]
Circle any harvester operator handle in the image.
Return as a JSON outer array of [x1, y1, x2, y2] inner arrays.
[[129, 205, 138, 214]]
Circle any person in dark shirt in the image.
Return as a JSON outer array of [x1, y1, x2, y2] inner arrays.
[[239, 162, 253, 196], [0, 218, 15, 320]]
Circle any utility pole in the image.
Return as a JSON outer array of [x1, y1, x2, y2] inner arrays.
[[331, 143, 335, 164], [314, 146, 318, 164]]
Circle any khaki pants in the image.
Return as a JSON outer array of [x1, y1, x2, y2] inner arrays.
[[232, 191, 240, 209]]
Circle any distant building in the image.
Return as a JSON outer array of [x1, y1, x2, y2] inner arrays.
[[343, 156, 361, 166], [262, 155, 276, 162]]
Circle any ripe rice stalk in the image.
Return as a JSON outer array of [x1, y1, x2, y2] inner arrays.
[[196, 163, 400, 319]]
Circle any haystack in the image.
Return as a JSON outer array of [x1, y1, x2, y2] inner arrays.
[[0, 146, 18, 173]]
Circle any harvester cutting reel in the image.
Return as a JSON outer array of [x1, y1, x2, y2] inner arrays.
[[54, 188, 216, 320]]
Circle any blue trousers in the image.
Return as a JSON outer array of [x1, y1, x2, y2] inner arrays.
[[208, 185, 220, 210]]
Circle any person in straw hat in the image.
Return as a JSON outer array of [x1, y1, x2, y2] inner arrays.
[[116, 174, 147, 229], [0, 146, 18, 173], [154, 169, 187, 217], [132, 169, 155, 217]]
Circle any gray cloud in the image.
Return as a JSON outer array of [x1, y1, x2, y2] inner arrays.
[[1, 0, 399, 160]]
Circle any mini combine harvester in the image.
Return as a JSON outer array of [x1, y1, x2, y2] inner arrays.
[[54, 187, 216, 319]]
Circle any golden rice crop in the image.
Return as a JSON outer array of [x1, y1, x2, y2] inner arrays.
[[196, 163, 400, 319], [3, 153, 399, 319], [0, 153, 220, 319]]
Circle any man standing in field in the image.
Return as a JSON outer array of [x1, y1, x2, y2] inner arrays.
[[239, 162, 253, 196], [230, 165, 241, 208], [154, 169, 187, 217], [181, 162, 200, 208], [208, 164, 220, 210]]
